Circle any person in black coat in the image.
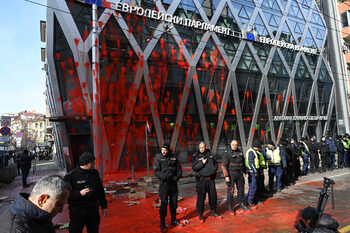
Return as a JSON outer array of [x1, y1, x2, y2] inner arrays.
[[221, 140, 250, 214], [335, 135, 345, 168], [153, 143, 182, 232], [64, 152, 107, 233], [318, 136, 330, 173], [20, 149, 34, 188], [309, 136, 320, 173], [192, 141, 221, 222], [0, 175, 70, 233]]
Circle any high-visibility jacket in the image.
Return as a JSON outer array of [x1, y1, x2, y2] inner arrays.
[[265, 147, 281, 165], [245, 148, 259, 172], [300, 141, 309, 156], [343, 140, 349, 151], [257, 151, 266, 167]]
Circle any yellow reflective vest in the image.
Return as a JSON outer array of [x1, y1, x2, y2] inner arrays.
[[300, 141, 309, 156], [265, 147, 281, 165], [245, 148, 259, 172]]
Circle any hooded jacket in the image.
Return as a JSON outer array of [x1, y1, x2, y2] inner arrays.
[[0, 193, 55, 233]]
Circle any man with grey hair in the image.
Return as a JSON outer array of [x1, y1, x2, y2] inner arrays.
[[0, 175, 70, 232]]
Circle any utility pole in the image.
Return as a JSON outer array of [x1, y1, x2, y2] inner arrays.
[[92, 2, 103, 180]]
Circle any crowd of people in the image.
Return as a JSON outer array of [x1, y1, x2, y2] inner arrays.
[[153, 134, 350, 232]]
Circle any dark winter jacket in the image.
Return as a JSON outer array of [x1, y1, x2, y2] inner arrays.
[[64, 167, 107, 211], [20, 152, 33, 168], [192, 149, 218, 178], [153, 152, 182, 183], [326, 138, 337, 153], [309, 140, 319, 154], [335, 139, 345, 154], [319, 141, 330, 154], [0, 193, 55, 233], [221, 149, 246, 176]]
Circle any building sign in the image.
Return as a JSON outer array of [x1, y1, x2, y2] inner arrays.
[[273, 116, 328, 121], [87, 1, 317, 55], [259, 36, 317, 55]]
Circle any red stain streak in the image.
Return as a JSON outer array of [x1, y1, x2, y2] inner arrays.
[[74, 38, 79, 46]]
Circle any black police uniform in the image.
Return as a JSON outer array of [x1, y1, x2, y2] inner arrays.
[[221, 148, 247, 211], [319, 140, 330, 172], [290, 142, 301, 179], [285, 141, 296, 184], [192, 149, 218, 218], [309, 140, 320, 173], [153, 151, 182, 228], [335, 136, 345, 168], [64, 167, 107, 233]]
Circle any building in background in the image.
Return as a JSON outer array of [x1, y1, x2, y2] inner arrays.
[[44, 0, 348, 175], [338, 0, 350, 114]]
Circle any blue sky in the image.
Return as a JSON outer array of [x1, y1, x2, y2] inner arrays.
[[0, 0, 46, 115]]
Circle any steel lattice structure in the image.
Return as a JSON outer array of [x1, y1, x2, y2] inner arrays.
[[46, 0, 339, 173]]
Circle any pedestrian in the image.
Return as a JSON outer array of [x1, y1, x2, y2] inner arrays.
[[265, 141, 287, 193], [20, 149, 34, 188], [309, 136, 320, 173], [64, 152, 107, 233], [0, 175, 70, 233], [318, 136, 330, 173], [153, 143, 182, 232], [192, 141, 221, 222], [245, 140, 263, 208], [326, 136, 337, 170], [335, 135, 345, 168], [221, 140, 250, 214], [300, 137, 310, 175]]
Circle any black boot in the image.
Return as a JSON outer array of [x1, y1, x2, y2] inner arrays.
[[160, 219, 165, 233], [199, 212, 204, 223], [239, 203, 251, 211], [210, 210, 222, 218], [171, 219, 180, 226]]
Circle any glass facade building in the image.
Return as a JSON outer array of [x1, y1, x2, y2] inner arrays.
[[46, 0, 339, 174]]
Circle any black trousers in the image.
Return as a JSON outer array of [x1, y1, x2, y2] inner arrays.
[[293, 158, 301, 178], [285, 161, 294, 184], [196, 177, 217, 214], [321, 153, 329, 172], [159, 181, 178, 221], [21, 166, 30, 187], [226, 172, 245, 207], [337, 152, 344, 168], [69, 207, 100, 233], [255, 168, 266, 201], [309, 152, 320, 172]]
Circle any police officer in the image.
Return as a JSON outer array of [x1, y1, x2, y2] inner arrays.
[[255, 144, 271, 202], [326, 136, 337, 170], [192, 142, 221, 222], [300, 137, 310, 175], [286, 139, 299, 182], [309, 136, 320, 173], [318, 136, 330, 173], [153, 143, 182, 232], [335, 135, 345, 169], [221, 140, 250, 214], [245, 140, 262, 208], [64, 152, 107, 233], [265, 141, 287, 193]]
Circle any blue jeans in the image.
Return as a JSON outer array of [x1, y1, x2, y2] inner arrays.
[[329, 152, 335, 168], [247, 172, 257, 204], [302, 156, 309, 174], [344, 151, 349, 166], [268, 165, 283, 190], [21, 166, 30, 187]]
